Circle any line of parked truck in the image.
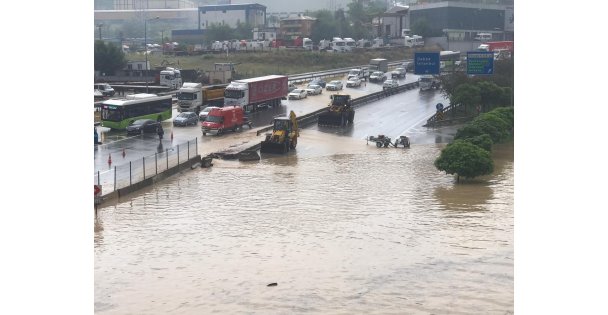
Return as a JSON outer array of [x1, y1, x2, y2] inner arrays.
[[203, 35, 423, 53]]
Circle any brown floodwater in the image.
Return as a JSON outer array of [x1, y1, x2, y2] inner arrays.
[[95, 131, 514, 314]]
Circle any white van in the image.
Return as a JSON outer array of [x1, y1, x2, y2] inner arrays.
[[94, 83, 115, 97], [474, 33, 492, 41]]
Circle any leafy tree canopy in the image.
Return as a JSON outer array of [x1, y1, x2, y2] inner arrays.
[[451, 83, 481, 111], [94, 40, 126, 75], [434, 140, 494, 181]]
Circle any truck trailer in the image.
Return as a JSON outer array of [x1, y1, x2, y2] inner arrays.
[[223, 75, 288, 113]]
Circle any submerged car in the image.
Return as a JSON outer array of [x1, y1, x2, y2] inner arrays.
[[325, 80, 343, 91], [126, 119, 160, 135], [173, 112, 198, 126], [288, 89, 308, 100], [304, 84, 323, 95], [199, 106, 221, 121]]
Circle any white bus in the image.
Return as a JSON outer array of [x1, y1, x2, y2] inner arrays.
[[101, 94, 173, 130]]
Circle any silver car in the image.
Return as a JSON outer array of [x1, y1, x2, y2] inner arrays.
[[173, 112, 198, 126], [304, 84, 323, 95], [288, 89, 308, 100], [326, 80, 343, 91]]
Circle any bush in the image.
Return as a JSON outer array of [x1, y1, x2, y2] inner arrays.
[[463, 134, 493, 152], [434, 140, 494, 181], [492, 107, 514, 126], [470, 118, 505, 143], [454, 124, 485, 141]]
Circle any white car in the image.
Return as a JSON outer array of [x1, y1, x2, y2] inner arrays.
[[346, 76, 362, 88], [326, 80, 343, 91], [304, 84, 323, 95], [288, 89, 308, 100], [383, 79, 399, 90], [199, 106, 220, 121], [390, 67, 407, 79], [369, 71, 387, 83]]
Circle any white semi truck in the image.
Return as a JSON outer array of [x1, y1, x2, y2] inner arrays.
[[159, 67, 182, 89], [176, 82, 225, 113]]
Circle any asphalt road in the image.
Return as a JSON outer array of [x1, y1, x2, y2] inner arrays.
[[94, 73, 452, 173]]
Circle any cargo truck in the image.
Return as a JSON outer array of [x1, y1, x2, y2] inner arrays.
[[176, 82, 225, 113], [369, 58, 388, 72], [223, 75, 288, 113]]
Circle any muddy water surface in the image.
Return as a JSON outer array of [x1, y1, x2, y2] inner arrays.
[[95, 132, 513, 314]]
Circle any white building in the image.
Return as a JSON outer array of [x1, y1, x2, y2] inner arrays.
[[199, 3, 266, 29]]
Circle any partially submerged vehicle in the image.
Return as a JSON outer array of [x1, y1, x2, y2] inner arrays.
[[317, 94, 354, 126], [260, 111, 299, 154], [366, 135, 410, 148]]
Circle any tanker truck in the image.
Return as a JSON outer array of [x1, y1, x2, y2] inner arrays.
[[223, 75, 288, 113]]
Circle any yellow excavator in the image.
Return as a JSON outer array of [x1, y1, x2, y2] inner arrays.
[[317, 94, 354, 126], [260, 110, 299, 154]]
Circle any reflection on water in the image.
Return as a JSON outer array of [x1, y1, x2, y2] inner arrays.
[[95, 140, 513, 314]]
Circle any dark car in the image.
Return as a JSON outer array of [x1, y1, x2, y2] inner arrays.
[[173, 112, 198, 126], [310, 78, 326, 88], [126, 119, 160, 135]]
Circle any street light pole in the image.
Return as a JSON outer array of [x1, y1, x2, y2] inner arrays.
[[144, 16, 159, 93], [97, 23, 103, 41]]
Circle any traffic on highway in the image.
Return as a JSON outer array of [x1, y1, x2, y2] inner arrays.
[[94, 69, 449, 175]]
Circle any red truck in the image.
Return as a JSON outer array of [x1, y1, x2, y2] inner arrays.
[[478, 41, 514, 56], [201, 106, 252, 136], [223, 75, 288, 113]]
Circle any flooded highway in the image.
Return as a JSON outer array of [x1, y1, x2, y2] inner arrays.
[[95, 141, 513, 314], [95, 77, 513, 314]]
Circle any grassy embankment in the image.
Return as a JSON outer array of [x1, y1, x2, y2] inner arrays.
[[126, 45, 442, 78]]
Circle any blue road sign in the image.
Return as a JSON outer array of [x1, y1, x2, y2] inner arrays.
[[436, 103, 444, 111], [414, 52, 440, 75], [467, 51, 494, 75]]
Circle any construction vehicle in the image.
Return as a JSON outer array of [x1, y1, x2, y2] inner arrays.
[[260, 111, 299, 154], [318, 94, 355, 126]]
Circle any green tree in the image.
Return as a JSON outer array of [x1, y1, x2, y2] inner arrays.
[[476, 81, 505, 112], [454, 124, 486, 141], [310, 10, 338, 42], [434, 140, 494, 182], [205, 23, 234, 42], [492, 107, 514, 126], [451, 83, 481, 114], [411, 18, 432, 37], [470, 115, 508, 143], [463, 134, 493, 152], [94, 40, 127, 75], [233, 22, 253, 40]]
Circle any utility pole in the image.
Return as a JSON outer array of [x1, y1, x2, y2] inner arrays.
[[145, 16, 159, 93], [97, 23, 103, 41]]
